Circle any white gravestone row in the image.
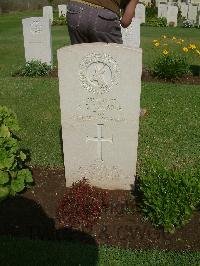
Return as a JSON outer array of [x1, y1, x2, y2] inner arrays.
[[135, 4, 146, 24], [58, 5, 67, 17], [158, 3, 168, 18], [121, 18, 141, 48], [167, 6, 178, 26], [181, 3, 189, 18], [188, 5, 198, 23], [22, 17, 52, 66], [57, 43, 142, 190], [43, 6, 53, 24]]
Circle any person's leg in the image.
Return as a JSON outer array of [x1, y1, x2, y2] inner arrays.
[[89, 8, 123, 44], [66, 2, 89, 44]]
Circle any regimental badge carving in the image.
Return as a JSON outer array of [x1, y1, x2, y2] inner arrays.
[[30, 20, 42, 34], [79, 53, 120, 94]]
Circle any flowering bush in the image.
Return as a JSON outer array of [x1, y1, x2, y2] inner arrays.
[[57, 178, 109, 230], [183, 19, 194, 28], [151, 35, 200, 79]]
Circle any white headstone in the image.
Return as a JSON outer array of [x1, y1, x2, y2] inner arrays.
[[167, 6, 178, 26], [58, 4, 67, 17], [121, 18, 141, 48], [181, 3, 189, 18], [158, 3, 168, 18], [43, 6, 53, 24], [22, 17, 52, 66], [58, 43, 142, 190], [135, 4, 146, 24], [188, 5, 198, 23]]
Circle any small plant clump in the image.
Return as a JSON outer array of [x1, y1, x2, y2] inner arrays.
[[145, 17, 167, 27], [52, 15, 67, 26], [183, 19, 194, 28], [151, 35, 200, 79], [13, 60, 51, 77], [138, 161, 200, 233], [0, 106, 33, 201], [57, 178, 109, 229]]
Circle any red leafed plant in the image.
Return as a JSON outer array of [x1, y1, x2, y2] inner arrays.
[[57, 178, 109, 230]]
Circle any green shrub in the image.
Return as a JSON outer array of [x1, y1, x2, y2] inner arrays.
[[138, 162, 200, 233], [145, 17, 167, 27], [13, 60, 51, 77], [152, 53, 190, 79], [52, 15, 67, 26], [146, 6, 158, 19], [0, 106, 33, 201]]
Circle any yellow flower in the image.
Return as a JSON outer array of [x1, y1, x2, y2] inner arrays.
[[172, 36, 176, 40], [163, 50, 169, 55], [162, 35, 167, 39], [183, 47, 189, 52], [181, 39, 184, 43], [188, 44, 196, 49], [153, 39, 158, 43], [196, 50, 200, 55], [176, 41, 181, 45], [154, 42, 160, 47]]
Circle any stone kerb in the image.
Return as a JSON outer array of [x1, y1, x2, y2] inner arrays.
[[22, 17, 52, 66], [57, 43, 142, 190]]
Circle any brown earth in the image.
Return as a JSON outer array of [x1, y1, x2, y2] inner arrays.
[[0, 167, 200, 251]]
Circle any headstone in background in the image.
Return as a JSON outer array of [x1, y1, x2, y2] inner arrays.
[[58, 4, 67, 17], [22, 17, 52, 66], [43, 6, 53, 24], [158, 3, 168, 18], [188, 5, 198, 23], [167, 6, 178, 26], [135, 4, 146, 24], [58, 43, 142, 190], [156, 0, 167, 6], [121, 18, 141, 48], [181, 3, 189, 18]]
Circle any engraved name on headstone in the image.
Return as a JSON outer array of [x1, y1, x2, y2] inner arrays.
[[58, 43, 142, 190]]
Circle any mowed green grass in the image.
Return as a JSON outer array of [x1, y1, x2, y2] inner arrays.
[[1, 236, 200, 266], [0, 11, 200, 171]]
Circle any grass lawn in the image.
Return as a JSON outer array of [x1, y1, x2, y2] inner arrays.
[[1, 236, 200, 266]]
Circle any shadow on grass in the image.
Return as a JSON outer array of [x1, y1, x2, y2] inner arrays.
[[0, 197, 99, 265]]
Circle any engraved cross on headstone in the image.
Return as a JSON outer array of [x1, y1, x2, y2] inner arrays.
[[86, 124, 113, 161]]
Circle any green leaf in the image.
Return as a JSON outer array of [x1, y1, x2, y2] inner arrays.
[[17, 169, 33, 183], [0, 171, 9, 185], [11, 179, 25, 193], [0, 186, 10, 201], [19, 151, 26, 161], [0, 125, 10, 138]]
